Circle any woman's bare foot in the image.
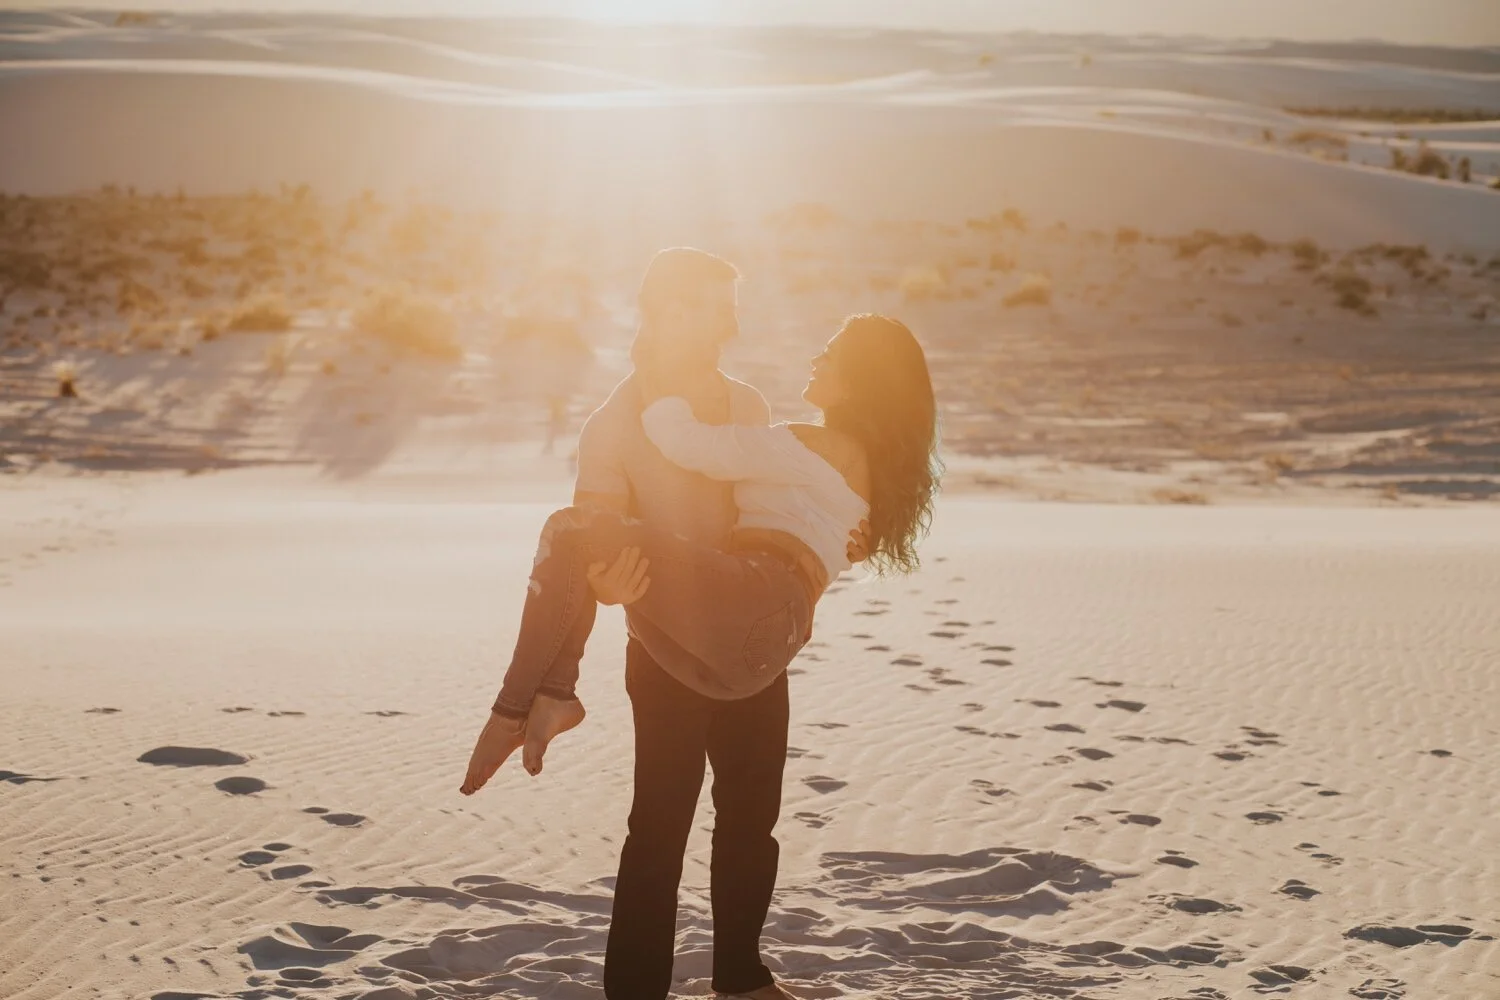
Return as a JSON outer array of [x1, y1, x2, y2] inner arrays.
[[459, 711, 526, 795], [522, 694, 587, 776]]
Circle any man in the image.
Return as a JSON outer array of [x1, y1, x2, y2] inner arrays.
[[574, 248, 863, 1000]]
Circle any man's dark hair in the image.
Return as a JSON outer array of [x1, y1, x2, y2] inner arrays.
[[637, 247, 739, 327]]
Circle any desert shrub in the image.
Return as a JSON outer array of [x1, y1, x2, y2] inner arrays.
[[1328, 272, 1376, 315], [1391, 143, 1451, 179], [1151, 488, 1209, 505], [53, 360, 77, 398], [1288, 129, 1348, 148], [1290, 239, 1323, 270], [1001, 273, 1052, 308], [226, 292, 293, 332], [1286, 106, 1500, 124], [354, 286, 460, 360], [898, 266, 950, 302], [1235, 232, 1269, 255]]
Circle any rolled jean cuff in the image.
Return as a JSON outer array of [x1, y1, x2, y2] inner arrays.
[[491, 697, 529, 720], [492, 686, 579, 720]]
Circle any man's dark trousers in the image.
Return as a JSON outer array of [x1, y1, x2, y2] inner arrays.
[[603, 638, 789, 999]]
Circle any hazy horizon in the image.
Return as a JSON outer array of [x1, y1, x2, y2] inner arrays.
[[9, 0, 1500, 48]]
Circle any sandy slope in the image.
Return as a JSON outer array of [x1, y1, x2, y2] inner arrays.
[[2, 15, 1498, 250], [2, 467, 1497, 999]]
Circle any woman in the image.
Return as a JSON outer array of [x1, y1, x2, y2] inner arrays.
[[460, 314, 941, 793]]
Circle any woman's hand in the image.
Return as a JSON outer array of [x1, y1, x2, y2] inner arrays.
[[846, 519, 872, 563], [588, 547, 651, 606], [459, 711, 526, 795]]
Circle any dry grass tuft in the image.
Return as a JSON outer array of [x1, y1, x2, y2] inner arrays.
[[1151, 487, 1210, 505], [226, 292, 293, 333], [1001, 273, 1052, 308], [52, 360, 78, 398], [899, 266, 951, 302], [354, 286, 461, 360]]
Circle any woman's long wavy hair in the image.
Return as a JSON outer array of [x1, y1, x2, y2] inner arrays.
[[821, 314, 942, 575]]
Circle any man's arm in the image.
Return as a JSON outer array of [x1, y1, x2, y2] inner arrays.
[[573, 401, 631, 514]]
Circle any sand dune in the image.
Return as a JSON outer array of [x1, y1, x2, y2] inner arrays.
[[2, 72, 1498, 252], [2, 470, 1497, 998], [3, 13, 1498, 250]]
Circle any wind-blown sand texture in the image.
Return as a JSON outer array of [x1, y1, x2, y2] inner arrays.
[[3, 11, 1500, 999], [2, 12, 1500, 248], [2, 470, 1498, 998]]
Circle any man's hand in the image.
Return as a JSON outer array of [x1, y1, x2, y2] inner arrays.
[[846, 519, 872, 564], [588, 547, 651, 606]]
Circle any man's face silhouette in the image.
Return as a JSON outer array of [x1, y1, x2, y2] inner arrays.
[[631, 280, 739, 375]]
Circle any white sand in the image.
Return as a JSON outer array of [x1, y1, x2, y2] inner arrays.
[[2, 16, 1499, 252], [2, 467, 1497, 999]]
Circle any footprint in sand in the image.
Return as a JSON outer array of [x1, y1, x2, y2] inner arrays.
[[983, 645, 1014, 653], [1295, 842, 1344, 866], [1163, 894, 1241, 915], [1, 769, 62, 785], [785, 746, 824, 760], [1214, 750, 1250, 762], [220, 707, 255, 714], [239, 850, 280, 867], [1241, 726, 1282, 746], [942, 620, 971, 627], [1249, 965, 1313, 992], [891, 656, 922, 666], [85, 707, 121, 714], [1072, 780, 1111, 792], [365, 710, 408, 717], [237, 923, 383, 971], [1076, 748, 1115, 761], [848, 632, 874, 639], [1022, 699, 1062, 708], [1118, 813, 1161, 827], [1345, 923, 1490, 948], [802, 775, 847, 794], [1278, 879, 1319, 900], [865, 644, 892, 652], [214, 776, 267, 796], [960, 702, 984, 713], [1047, 723, 1086, 733], [1097, 699, 1146, 713], [905, 684, 934, 694], [1245, 811, 1284, 824], [982, 658, 1013, 667], [318, 813, 366, 828], [138, 746, 249, 767], [1427, 748, 1453, 758], [808, 722, 849, 730], [1156, 852, 1198, 868], [794, 811, 831, 829], [1074, 676, 1124, 688], [929, 630, 963, 638], [1350, 979, 1407, 999], [969, 779, 1011, 799], [267, 710, 306, 717]]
